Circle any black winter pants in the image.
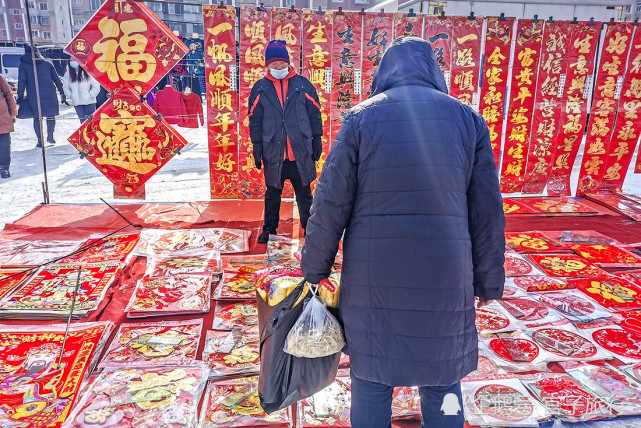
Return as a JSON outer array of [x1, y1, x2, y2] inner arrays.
[[0, 134, 10, 167], [75, 104, 96, 124], [33, 117, 55, 144], [264, 160, 313, 233]]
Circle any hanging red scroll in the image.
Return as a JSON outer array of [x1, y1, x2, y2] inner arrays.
[[330, 12, 363, 143], [68, 88, 188, 195], [362, 12, 393, 97], [272, 8, 302, 73], [424, 15, 454, 92], [302, 10, 333, 176], [547, 21, 601, 196], [65, 0, 188, 95], [499, 19, 544, 193], [521, 20, 573, 194], [393, 12, 424, 38], [204, 5, 239, 199], [238, 6, 271, 199], [450, 16, 483, 108], [576, 22, 634, 196], [603, 27, 641, 191], [479, 17, 515, 168]]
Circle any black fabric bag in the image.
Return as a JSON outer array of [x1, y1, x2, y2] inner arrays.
[[257, 280, 340, 413], [17, 98, 33, 119]]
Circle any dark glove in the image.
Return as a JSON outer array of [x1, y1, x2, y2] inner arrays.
[[312, 135, 322, 162], [61, 95, 69, 106], [253, 143, 262, 170]]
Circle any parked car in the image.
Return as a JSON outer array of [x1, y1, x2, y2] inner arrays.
[[0, 47, 23, 82]]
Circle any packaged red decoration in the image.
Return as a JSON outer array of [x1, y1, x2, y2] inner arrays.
[[504, 253, 545, 276], [62, 364, 210, 428], [0, 322, 114, 428], [571, 275, 641, 312], [146, 251, 222, 277], [585, 325, 641, 364], [200, 376, 292, 427], [526, 321, 612, 362], [563, 363, 641, 416], [475, 302, 519, 335], [507, 275, 571, 292], [4, 240, 82, 267], [536, 290, 613, 323], [541, 230, 623, 246], [527, 254, 607, 278], [497, 297, 564, 326], [461, 375, 549, 427], [505, 231, 567, 253], [571, 244, 641, 268], [203, 326, 260, 378], [521, 373, 613, 422], [125, 275, 211, 318], [61, 232, 140, 264], [212, 301, 258, 330], [479, 330, 555, 372], [99, 319, 202, 368]]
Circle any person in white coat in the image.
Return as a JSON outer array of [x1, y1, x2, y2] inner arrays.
[[63, 61, 101, 123]]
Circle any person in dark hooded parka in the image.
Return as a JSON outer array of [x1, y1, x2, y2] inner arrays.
[[300, 37, 505, 427], [18, 45, 66, 147]]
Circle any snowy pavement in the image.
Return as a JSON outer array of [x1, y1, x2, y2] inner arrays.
[[1, 104, 641, 229]]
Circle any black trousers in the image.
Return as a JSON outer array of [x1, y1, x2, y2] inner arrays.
[[264, 160, 313, 233], [0, 133, 10, 167], [33, 117, 55, 144]]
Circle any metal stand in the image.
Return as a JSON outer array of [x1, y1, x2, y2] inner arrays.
[[57, 266, 82, 369]]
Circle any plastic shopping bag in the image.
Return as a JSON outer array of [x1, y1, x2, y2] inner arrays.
[[257, 280, 341, 413], [284, 287, 345, 358]]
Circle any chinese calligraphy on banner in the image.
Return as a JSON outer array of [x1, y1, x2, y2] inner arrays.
[[548, 21, 601, 196], [69, 88, 188, 194], [272, 8, 302, 73], [393, 12, 424, 38], [576, 22, 634, 196], [65, 0, 188, 197], [521, 20, 572, 194], [331, 12, 363, 143], [500, 19, 544, 193], [424, 15, 454, 92], [479, 17, 514, 167], [204, 5, 239, 199], [603, 26, 641, 191], [238, 6, 271, 198], [302, 10, 333, 175], [450, 16, 483, 108], [362, 12, 393, 97], [66, 0, 187, 95]]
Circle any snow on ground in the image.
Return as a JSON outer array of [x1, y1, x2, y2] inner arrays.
[[1, 103, 641, 229]]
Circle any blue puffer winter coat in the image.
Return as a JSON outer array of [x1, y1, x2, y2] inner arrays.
[[300, 37, 505, 387]]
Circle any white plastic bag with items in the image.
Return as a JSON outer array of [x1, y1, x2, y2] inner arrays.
[[284, 285, 345, 359]]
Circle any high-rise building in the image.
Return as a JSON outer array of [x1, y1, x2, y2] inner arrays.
[[1, 0, 73, 44]]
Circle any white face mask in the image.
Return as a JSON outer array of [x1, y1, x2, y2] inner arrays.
[[269, 67, 289, 80], [70, 61, 79, 69]]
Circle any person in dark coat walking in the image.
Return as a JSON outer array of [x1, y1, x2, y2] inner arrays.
[[0, 74, 18, 178], [248, 39, 323, 244], [17, 45, 67, 147], [300, 37, 505, 427]]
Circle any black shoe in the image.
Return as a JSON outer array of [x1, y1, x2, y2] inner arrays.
[[36, 141, 42, 148], [47, 138, 56, 145], [257, 229, 271, 244], [0, 168, 9, 178]]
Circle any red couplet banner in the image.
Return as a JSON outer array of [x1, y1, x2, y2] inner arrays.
[[393, 12, 424, 38], [330, 12, 363, 143], [576, 22, 635, 196], [272, 8, 302, 73], [450, 16, 483, 109], [499, 19, 545, 193], [302, 10, 333, 179], [237, 6, 271, 199], [424, 15, 454, 91], [521, 20, 573, 194], [479, 17, 515, 168], [602, 26, 641, 191], [204, 6, 239, 199], [362, 13, 393, 98], [547, 21, 601, 196]]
